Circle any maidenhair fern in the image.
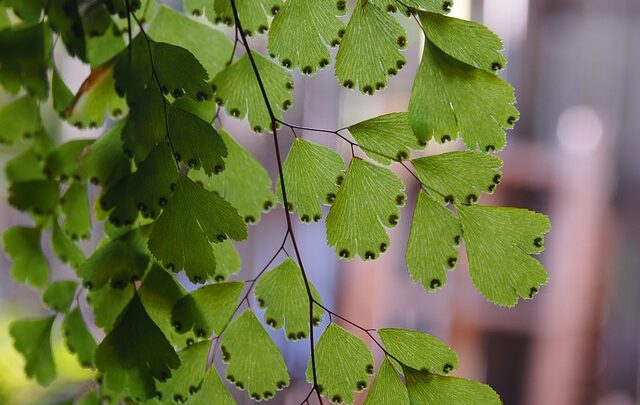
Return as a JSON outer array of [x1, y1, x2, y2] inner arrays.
[[0, 0, 551, 403]]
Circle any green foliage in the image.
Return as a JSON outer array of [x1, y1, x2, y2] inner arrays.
[[254, 258, 323, 339], [326, 158, 405, 260], [0, 1, 552, 403], [220, 310, 290, 401], [309, 323, 374, 404]]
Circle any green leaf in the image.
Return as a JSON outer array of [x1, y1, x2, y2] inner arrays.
[[268, 0, 346, 75], [184, 0, 215, 20], [139, 264, 192, 347], [421, 11, 506, 73], [308, 323, 374, 404], [51, 220, 85, 267], [47, 0, 87, 60], [172, 281, 244, 337], [87, 284, 134, 332], [120, 85, 165, 160], [154, 42, 213, 101], [191, 130, 274, 224], [75, 121, 130, 188], [188, 367, 236, 405], [326, 158, 405, 260], [149, 5, 233, 80], [77, 228, 150, 290], [212, 51, 293, 133], [155, 341, 209, 403], [211, 240, 242, 282], [42, 280, 77, 312], [52, 68, 74, 116], [220, 310, 290, 401], [279, 138, 345, 222], [3, 226, 49, 288], [9, 316, 56, 385], [406, 191, 460, 292], [113, 35, 153, 103], [0, 96, 43, 144], [86, 18, 126, 68], [254, 258, 323, 340], [5, 135, 55, 183], [213, 0, 282, 36], [100, 144, 178, 226], [458, 205, 551, 306], [0, 23, 49, 97], [62, 307, 97, 368], [335, 1, 406, 94], [348, 112, 424, 164], [412, 151, 502, 205], [3, 0, 46, 23], [409, 34, 518, 151], [148, 175, 247, 284], [404, 368, 501, 404], [8, 179, 58, 216], [61, 183, 91, 240], [168, 105, 227, 175], [95, 294, 180, 401], [44, 139, 94, 181], [65, 64, 127, 129], [364, 358, 409, 405], [378, 328, 458, 374]]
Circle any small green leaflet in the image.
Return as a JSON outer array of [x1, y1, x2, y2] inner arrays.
[[62, 308, 97, 368], [3, 0, 46, 23], [308, 323, 374, 404], [0, 23, 49, 98], [5, 134, 54, 183], [212, 240, 242, 282], [404, 368, 501, 404], [188, 367, 236, 405], [0, 96, 42, 144], [51, 220, 85, 267], [421, 11, 506, 73], [61, 183, 91, 240], [44, 139, 93, 181], [364, 358, 409, 405], [65, 64, 127, 129], [409, 33, 517, 151], [191, 130, 274, 224], [154, 341, 209, 403], [138, 264, 193, 347], [85, 16, 125, 68], [149, 6, 233, 80], [214, 0, 282, 36], [120, 86, 165, 161], [370, 0, 452, 14], [47, 0, 87, 61], [113, 35, 153, 103], [348, 112, 424, 164], [52, 68, 74, 116], [9, 316, 56, 385], [378, 328, 458, 375], [167, 105, 227, 175], [326, 158, 405, 260], [412, 151, 502, 205], [335, 1, 406, 94], [220, 310, 290, 401], [77, 228, 150, 290], [212, 51, 293, 133], [172, 281, 244, 338], [148, 175, 247, 283], [184, 0, 215, 20], [42, 280, 77, 312], [95, 294, 180, 401], [75, 121, 130, 188], [279, 138, 345, 223], [3, 226, 49, 288], [9, 179, 58, 216], [87, 284, 134, 332], [268, 0, 346, 75], [458, 205, 551, 307], [254, 258, 323, 340], [154, 42, 213, 101], [100, 144, 178, 226], [406, 191, 460, 292]]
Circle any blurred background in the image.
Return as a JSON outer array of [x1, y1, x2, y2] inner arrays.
[[1, 0, 639, 404]]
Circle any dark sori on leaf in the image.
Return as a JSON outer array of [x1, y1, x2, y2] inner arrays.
[[1, 0, 548, 403]]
